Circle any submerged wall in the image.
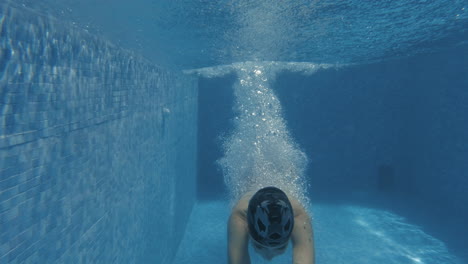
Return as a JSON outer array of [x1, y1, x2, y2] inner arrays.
[[0, 3, 197, 264], [196, 74, 236, 200], [394, 46, 468, 213], [275, 44, 468, 213]]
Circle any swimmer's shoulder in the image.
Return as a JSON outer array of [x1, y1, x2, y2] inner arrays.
[[231, 191, 256, 219], [286, 194, 308, 218]]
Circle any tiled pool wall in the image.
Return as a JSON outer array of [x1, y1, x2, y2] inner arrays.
[[0, 4, 197, 264]]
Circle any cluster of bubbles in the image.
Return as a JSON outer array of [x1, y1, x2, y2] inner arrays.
[[188, 61, 335, 207]]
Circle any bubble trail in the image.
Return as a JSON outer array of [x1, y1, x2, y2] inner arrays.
[[216, 62, 309, 207]]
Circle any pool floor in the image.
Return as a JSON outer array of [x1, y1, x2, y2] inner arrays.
[[173, 195, 465, 264]]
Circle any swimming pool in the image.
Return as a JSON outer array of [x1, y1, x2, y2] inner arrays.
[[0, 1, 467, 263]]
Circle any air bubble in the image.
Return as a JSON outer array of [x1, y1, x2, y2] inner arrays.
[[217, 64, 309, 209]]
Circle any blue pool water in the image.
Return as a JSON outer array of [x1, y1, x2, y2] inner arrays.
[[1, 0, 468, 263], [173, 197, 464, 264]]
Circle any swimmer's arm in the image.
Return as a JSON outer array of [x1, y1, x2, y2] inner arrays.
[[291, 213, 315, 264], [228, 212, 251, 264]]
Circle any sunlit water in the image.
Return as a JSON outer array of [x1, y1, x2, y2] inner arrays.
[[2, 0, 467, 263]]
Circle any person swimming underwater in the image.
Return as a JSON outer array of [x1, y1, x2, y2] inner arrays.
[[227, 186, 315, 264]]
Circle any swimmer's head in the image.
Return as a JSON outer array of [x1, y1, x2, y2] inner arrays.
[[247, 186, 294, 249]]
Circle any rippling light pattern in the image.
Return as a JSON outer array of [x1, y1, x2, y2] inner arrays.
[[15, 0, 468, 68], [313, 204, 463, 264]]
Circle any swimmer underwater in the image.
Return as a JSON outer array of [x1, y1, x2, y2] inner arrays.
[[228, 186, 315, 264]]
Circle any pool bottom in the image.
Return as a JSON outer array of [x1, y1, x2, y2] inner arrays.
[[172, 195, 464, 264]]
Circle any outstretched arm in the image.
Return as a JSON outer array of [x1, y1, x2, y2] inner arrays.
[[228, 212, 251, 264], [291, 213, 315, 264]]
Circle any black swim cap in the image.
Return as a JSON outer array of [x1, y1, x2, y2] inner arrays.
[[247, 187, 294, 247]]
